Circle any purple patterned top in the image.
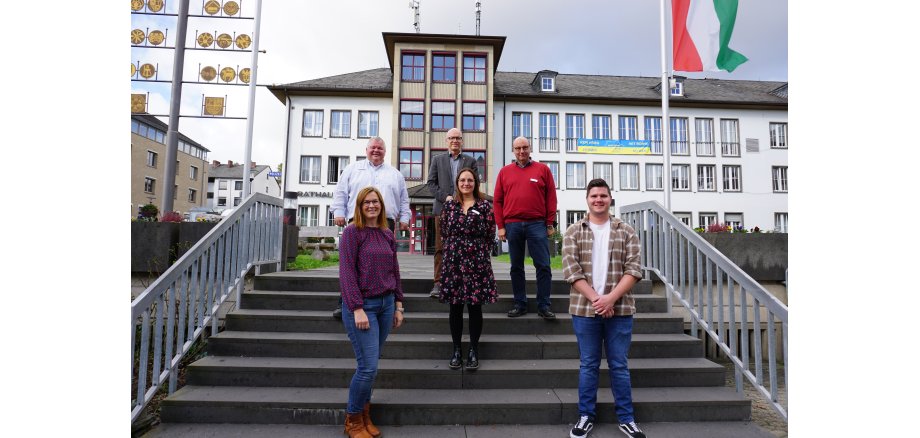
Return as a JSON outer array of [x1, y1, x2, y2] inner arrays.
[[339, 224, 404, 312]]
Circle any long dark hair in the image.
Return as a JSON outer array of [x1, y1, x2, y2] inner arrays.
[[452, 167, 482, 202]]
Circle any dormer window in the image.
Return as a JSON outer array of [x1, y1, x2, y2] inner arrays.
[[669, 77, 685, 97], [532, 70, 559, 93], [541, 77, 555, 92]]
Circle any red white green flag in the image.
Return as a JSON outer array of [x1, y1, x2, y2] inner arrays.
[[672, 0, 748, 72]]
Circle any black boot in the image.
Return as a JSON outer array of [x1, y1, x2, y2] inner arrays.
[[465, 346, 479, 370], [449, 346, 462, 370]]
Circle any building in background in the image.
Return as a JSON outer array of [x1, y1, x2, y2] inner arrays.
[[207, 161, 281, 212]]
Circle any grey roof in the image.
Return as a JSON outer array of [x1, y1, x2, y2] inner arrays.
[[131, 114, 211, 151], [268, 68, 393, 102], [209, 164, 271, 179]]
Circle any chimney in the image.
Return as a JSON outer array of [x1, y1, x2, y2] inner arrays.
[[212, 160, 219, 166], [228, 160, 234, 167], [251, 161, 256, 168]]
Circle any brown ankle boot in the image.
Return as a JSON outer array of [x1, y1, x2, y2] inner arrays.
[[343, 412, 372, 438], [363, 403, 381, 437]]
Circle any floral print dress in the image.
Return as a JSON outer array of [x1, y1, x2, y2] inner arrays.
[[438, 198, 498, 305]]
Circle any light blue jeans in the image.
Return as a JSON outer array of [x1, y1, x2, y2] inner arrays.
[[342, 294, 395, 414], [571, 314, 635, 423]]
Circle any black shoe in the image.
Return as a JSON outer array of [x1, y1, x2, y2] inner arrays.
[[538, 308, 556, 320], [465, 347, 479, 370], [448, 347, 462, 370], [332, 306, 342, 320], [569, 415, 594, 438], [618, 421, 646, 438], [507, 307, 527, 317]]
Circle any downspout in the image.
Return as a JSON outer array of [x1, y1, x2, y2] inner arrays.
[[501, 94, 507, 168], [281, 89, 293, 194]]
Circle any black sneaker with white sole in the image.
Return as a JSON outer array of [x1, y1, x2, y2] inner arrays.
[[618, 421, 646, 438], [569, 415, 594, 438]]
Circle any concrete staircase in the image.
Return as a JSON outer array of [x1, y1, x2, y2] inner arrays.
[[153, 268, 773, 437]]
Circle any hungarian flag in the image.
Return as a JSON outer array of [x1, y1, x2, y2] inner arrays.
[[672, 0, 748, 72]]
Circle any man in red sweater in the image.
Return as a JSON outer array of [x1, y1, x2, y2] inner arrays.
[[494, 136, 558, 320]]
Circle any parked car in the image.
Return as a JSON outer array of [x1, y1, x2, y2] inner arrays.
[[188, 207, 221, 222]]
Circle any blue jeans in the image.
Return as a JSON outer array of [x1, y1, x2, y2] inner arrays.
[[571, 315, 635, 423], [342, 294, 395, 414], [505, 220, 552, 310]]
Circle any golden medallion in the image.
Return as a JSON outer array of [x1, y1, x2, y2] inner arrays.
[[204, 0, 221, 15], [132, 94, 147, 113], [216, 33, 233, 49], [131, 63, 137, 77], [223, 1, 240, 16], [220, 67, 236, 82], [239, 68, 251, 84], [131, 29, 146, 45], [196, 32, 213, 47], [147, 30, 165, 46], [200, 66, 217, 81], [235, 34, 251, 50], [204, 97, 225, 116], [139, 63, 156, 79], [146, 0, 164, 12], [131, 0, 144, 12]]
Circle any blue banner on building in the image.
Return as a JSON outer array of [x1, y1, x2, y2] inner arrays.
[[576, 138, 652, 155]]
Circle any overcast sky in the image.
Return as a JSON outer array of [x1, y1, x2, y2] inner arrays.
[[131, 0, 787, 168]]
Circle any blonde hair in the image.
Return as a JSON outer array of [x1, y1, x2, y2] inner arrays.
[[353, 186, 389, 230]]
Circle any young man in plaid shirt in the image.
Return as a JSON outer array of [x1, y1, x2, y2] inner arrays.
[[562, 178, 646, 438]]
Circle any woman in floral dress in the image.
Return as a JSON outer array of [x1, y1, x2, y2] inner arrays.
[[438, 167, 498, 370]]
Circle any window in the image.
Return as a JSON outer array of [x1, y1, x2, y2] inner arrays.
[[218, 197, 226, 206], [326, 206, 336, 227], [234, 181, 243, 190], [725, 213, 743, 230], [328, 156, 350, 184], [400, 100, 424, 130], [618, 115, 638, 140], [358, 111, 379, 138], [697, 164, 716, 191], [174, 184, 178, 200], [699, 212, 717, 230], [330, 110, 351, 138], [431, 101, 456, 131], [468, 151, 487, 182], [541, 77, 554, 92], [189, 165, 198, 180], [772, 166, 788, 192], [299, 205, 319, 227], [233, 197, 241, 206], [138, 123, 148, 138], [401, 52, 425, 81], [770, 123, 788, 149], [644, 116, 662, 154], [670, 81, 684, 97], [219, 180, 227, 190], [671, 164, 690, 191], [302, 110, 323, 137], [722, 165, 742, 192], [462, 102, 485, 132], [299, 155, 321, 183], [670, 117, 689, 155], [432, 54, 456, 82], [566, 210, 586, 227], [539, 113, 559, 152], [674, 212, 691, 226], [775, 213, 788, 233], [131, 120, 140, 133], [175, 160, 180, 175], [645, 163, 663, 190], [566, 162, 586, 189], [592, 115, 611, 140], [146, 151, 157, 167], [695, 118, 715, 156], [593, 162, 613, 187], [398, 149, 423, 180], [188, 188, 197, 202], [544, 161, 560, 187], [463, 54, 486, 83], [620, 163, 639, 190], [144, 177, 155, 193], [512, 112, 532, 139], [721, 119, 740, 156], [565, 114, 585, 152]]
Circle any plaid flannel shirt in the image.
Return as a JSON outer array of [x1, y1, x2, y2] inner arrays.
[[562, 216, 643, 317]]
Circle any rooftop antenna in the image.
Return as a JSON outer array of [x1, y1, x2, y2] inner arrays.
[[409, 0, 420, 33], [475, 1, 481, 36]]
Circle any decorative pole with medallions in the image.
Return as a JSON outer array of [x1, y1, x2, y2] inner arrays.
[[161, 0, 190, 213]]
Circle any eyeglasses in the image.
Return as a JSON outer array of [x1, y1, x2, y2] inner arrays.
[[447, 136, 463, 141], [362, 200, 380, 206]]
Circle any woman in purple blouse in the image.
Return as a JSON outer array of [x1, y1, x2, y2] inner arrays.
[[338, 186, 405, 438]]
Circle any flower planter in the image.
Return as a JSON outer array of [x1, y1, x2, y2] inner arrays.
[[700, 233, 787, 281], [131, 222, 180, 274]]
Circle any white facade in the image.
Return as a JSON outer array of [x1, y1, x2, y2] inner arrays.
[[208, 164, 282, 212]]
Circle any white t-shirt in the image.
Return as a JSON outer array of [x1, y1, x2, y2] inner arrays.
[[589, 220, 610, 295]]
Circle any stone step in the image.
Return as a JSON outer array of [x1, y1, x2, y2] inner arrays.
[[159, 386, 750, 425], [225, 309, 682, 335], [207, 331, 703, 359], [186, 356, 726, 389]]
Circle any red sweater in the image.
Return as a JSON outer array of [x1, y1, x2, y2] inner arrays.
[[493, 161, 558, 229]]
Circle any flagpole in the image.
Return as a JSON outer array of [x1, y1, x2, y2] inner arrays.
[[659, 0, 672, 211]]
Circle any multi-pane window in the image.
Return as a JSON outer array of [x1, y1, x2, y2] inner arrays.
[[326, 207, 336, 227], [722, 165, 742, 192], [463, 55, 486, 83], [674, 212, 692, 227], [189, 165, 198, 180], [218, 197, 226, 206], [645, 163, 663, 190], [566, 162, 587, 189], [720, 119, 740, 156], [541, 77, 554, 91], [188, 189, 197, 203], [512, 112, 532, 139], [219, 180, 227, 189], [567, 210, 586, 227], [619, 115, 638, 140], [770, 122, 787, 148], [299, 205, 319, 227], [400, 100, 424, 130], [328, 156, 350, 184], [302, 110, 323, 137], [593, 163, 613, 187], [566, 114, 585, 152], [401, 52, 425, 81], [431, 101, 456, 131], [544, 161, 560, 188], [699, 213, 717, 230], [725, 213, 743, 230], [358, 111, 378, 138], [174, 185, 178, 200], [772, 166, 788, 192], [462, 102, 486, 131], [299, 155, 321, 183], [619, 163, 639, 190], [146, 151, 157, 167], [774, 213, 788, 233], [234, 181, 243, 190], [695, 118, 715, 156], [671, 164, 690, 190], [398, 149, 423, 180], [144, 177, 155, 193], [468, 151, 487, 182], [644, 116, 662, 154], [670, 117, 689, 155], [539, 113, 559, 152], [592, 115, 612, 140], [330, 110, 351, 138], [670, 81, 684, 97], [432, 54, 456, 82], [697, 164, 716, 191]]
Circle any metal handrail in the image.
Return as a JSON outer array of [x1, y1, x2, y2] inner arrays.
[[130, 192, 283, 423], [620, 200, 788, 421]]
